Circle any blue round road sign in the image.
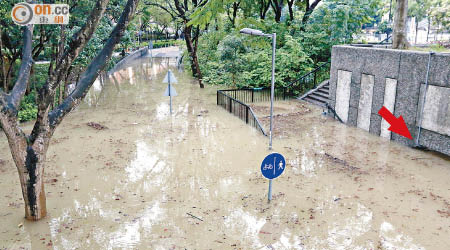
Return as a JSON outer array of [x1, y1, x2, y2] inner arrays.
[[261, 153, 286, 179]]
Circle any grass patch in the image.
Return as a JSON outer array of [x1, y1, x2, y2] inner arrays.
[[409, 44, 450, 53]]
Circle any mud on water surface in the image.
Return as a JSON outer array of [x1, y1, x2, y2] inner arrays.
[[1, 48, 450, 249]]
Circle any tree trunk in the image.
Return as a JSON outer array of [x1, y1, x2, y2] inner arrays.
[[415, 19, 418, 44], [20, 149, 48, 221], [183, 24, 204, 88], [0, 113, 49, 221], [426, 17, 430, 42], [0, 0, 139, 222], [287, 0, 294, 22], [301, 0, 321, 30], [275, 11, 281, 23], [392, 0, 410, 49], [259, 0, 270, 20], [226, 3, 239, 27], [14, 140, 49, 221], [271, 0, 283, 23]]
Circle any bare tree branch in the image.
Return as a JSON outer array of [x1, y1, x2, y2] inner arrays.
[[8, 25, 34, 110], [146, 2, 177, 19]]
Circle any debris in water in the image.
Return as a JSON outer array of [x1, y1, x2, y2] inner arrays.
[[437, 209, 450, 218], [45, 178, 58, 183], [87, 122, 108, 130], [187, 212, 203, 221]]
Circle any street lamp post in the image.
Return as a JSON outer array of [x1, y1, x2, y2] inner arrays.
[[240, 28, 276, 150]]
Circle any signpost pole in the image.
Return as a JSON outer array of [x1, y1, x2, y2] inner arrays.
[[268, 179, 273, 201], [269, 33, 276, 150], [163, 70, 177, 113], [168, 72, 172, 114], [261, 153, 285, 203]]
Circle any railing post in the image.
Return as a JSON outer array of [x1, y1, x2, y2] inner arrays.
[[251, 89, 254, 103], [217, 91, 219, 105], [314, 70, 317, 88], [229, 98, 232, 113], [246, 106, 249, 124]]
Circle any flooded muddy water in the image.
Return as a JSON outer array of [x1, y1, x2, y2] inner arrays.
[[1, 50, 450, 249]]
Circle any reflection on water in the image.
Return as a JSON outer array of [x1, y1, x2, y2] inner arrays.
[[380, 221, 424, 249], [324, 203, 373, 249], [0, 47, 449, 249], [225, 208, 266, 247], [126, 140, 165, 183]]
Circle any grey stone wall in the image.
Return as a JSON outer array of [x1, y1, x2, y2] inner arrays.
[[107, 47, 149, 75], [329, 45, 450, 156]]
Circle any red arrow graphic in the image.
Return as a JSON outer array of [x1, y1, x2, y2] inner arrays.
[[378, 106, 412, 139]]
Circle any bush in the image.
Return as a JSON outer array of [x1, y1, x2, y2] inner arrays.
[[143, 39, 184, 49], [18, 94, 38, 122], [17, 64, 48, 122], [196, 27, 314, 89]]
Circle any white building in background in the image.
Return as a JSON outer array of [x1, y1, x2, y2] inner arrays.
[[359, 14, 449, 44]]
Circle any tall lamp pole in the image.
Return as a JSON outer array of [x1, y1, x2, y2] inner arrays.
[[240, 28, 276, 150]]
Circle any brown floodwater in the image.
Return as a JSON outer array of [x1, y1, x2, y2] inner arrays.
[[1, 49, 450, 249]]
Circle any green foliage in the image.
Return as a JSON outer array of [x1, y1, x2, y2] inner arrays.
[[188, 0, 382, 90], [18, 94, 38, 122], [430, 0, 450, 32], [409, 0, 432, 23], [17, 64, 48, 122], [153, 40, 184, 48], [307, 0, 381, 44], [410, 43, 450, 52], [377, 20, 393, 35], [197, 24, 314, 88], [217, 35, 247, 85]]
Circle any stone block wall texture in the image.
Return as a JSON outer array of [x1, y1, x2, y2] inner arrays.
[[329, 45, 450, 156]]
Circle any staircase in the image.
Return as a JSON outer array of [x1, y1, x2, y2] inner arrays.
[[298, 80, 330, 107]]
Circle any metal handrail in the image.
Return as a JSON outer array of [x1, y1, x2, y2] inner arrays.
[[219, 87, 287, 103], [325, 103, 344, 123], [217, 90, 267, 136], [378, 35, 392, 44], [285, 61, 330, 88]]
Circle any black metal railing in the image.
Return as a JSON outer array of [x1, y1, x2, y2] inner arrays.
[[325, 103, 344, 123], [216, 62, 331, 135], [219, 88, 287, 103], [378, 35, 392, 44], [217, 90, 267, 136], [218, 62, 331, 104], [283, 61, 331, 98]]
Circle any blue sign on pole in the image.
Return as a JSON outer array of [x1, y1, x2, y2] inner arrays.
[[261, 153, 286, 179]]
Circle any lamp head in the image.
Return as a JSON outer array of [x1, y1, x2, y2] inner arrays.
[[239, 28, 266, 36]]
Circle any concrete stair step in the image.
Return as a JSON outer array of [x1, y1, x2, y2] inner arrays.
[[310, 92, 329, 99], [307, 93, 329, 103], [298, 79, 330, 107], [316, 89, 329, 96], [302, 96, 327, 107]]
